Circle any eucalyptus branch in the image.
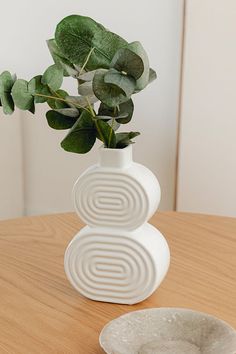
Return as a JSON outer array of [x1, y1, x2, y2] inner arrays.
[[34, 93, 91, 113], [108, 117, 115, 148], [85, 96, 105, 144], [0, 14, 156, 154], [78, 47, 95, 77]]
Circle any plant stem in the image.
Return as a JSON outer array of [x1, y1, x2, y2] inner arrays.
[[78, 47, 95, 77], [107, 106, 117, 148], [85, 97, 105, 144], [108, 118, 115, 148], [34, 93, 90, 113]]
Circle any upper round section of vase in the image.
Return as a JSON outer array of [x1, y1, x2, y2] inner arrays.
[[73, 146, 161, 230]]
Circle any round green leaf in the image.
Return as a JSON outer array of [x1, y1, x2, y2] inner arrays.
[[98, 99, 134, 124], [149, 68, 157, 84], [47, 89, 69, 109], [61, 110, 96, 153], [46, 110, 78, 130], [42, 64, 63, 91], [0, 71, 14, 94], [66, 95, 98, 108], [104, 68, 136, 97], [78, 82, 94, 96], [93, 69, 129, 107], [115, 131, 140, 148], [0, 71, 16, 114], [1, 93, 14, 115], [12, 79, 34, 110], [47, 39, 78, 77], [55, 108, 80, 117], [110, 48, 144, 79], [55, 15, 127, 70], [127, 41, 150, 91], [96, 119, 116, 148], [28, 75, 51, 103]]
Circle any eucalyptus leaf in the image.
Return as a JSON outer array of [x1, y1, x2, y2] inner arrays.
[[55, 15, 127, 70], [47, 89, 69, 109], [96, 119, 116, 148], [149, 68, 157, 84], [47, 39, 78, 77], [115, 131, 140, 148], [0, 93, 14, 115], [110, 48, 144, 79], [55, 108, 80, 117], [78, 70, 96, 82], [66, 95, 98, 108], [42, 64, 63, 91], [93, 69, 129, 107], [12, 79, 34, 111], [127, 41, 149, 91], [61, 109, 96, 153], [107, 118, 120, 131], [104, 68, 136, 97], [28, 75, 51, 103], [0, 71, 15, 93], [78, 81, 94, 96], [46, 110, 77, 130], [0, 71, 15, 114], [98, 99, 134, 124]]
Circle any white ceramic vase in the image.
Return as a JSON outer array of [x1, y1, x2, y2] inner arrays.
[[64, 145, 170, 304]]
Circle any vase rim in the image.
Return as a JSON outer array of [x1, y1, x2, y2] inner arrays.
[[99, 144, 132, 152], [99, 144, 133, 168]]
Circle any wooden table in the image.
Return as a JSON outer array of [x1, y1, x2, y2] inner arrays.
[[0, 212, 235, 353]]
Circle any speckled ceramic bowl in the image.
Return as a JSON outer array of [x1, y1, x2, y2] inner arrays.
[[99, 308, 236, 354]]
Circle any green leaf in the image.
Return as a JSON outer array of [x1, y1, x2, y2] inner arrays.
[[0, 71, 15, 114], [78, 82, 94, 96], [42, 64, 63, 91], [107, 118, 120, 132], [127, 41, 149, 91], [104, 68, 135, 97], [115, 131, 140, 148], [61, 110, 96, 153], [47, 39, 78, 77], [96, 119, 116, 148], [12, 79, 34, 111], [98, 99, 134, 124], [0, 71, 14, 93], [46, 110, 78, 130], [66, 95, 98, 108], [149, 68, 157, 84], [28, 75, 51, 103], [55, 108, 80, 117], [55, 15, 127, 71], [47, 89, 69, 109], [0, 93, 14, 115], [93, 69, 129, 107], [78, 70, 96, 82], [110, 48, 144, 79]]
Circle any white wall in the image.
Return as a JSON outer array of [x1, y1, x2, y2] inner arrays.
[[177, 0, 236, 217], [0, 0, 184, 217], [0, 111, 24, 219]]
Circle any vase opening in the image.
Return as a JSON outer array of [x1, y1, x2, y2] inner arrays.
[[99, 144, 133, 168]]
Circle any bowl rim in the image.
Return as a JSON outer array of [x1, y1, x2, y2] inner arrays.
[[99, 307, 236, 353]]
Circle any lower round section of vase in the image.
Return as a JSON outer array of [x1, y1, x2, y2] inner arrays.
[[64, 223, 170, 305]]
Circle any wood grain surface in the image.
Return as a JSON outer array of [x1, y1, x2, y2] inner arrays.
[[0, 212, 235, 353]]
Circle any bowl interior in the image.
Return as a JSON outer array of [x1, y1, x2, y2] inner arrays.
[[99, 308, 236, 354]]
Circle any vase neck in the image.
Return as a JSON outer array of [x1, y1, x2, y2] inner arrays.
[[99, 145, 133, 168]]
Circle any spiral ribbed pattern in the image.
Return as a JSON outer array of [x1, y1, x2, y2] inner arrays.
[[73, 171, 149, 230], [64, 231, 156, 304]]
